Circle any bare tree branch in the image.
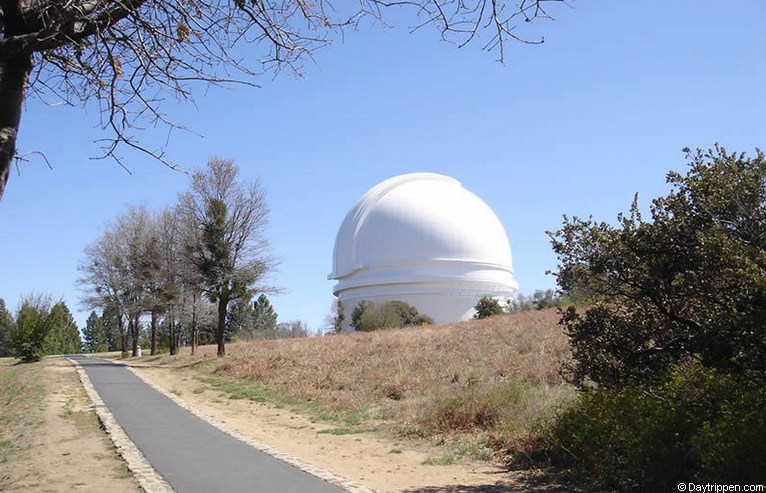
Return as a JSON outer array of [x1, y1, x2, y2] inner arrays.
[[0, 0, 563, 200]]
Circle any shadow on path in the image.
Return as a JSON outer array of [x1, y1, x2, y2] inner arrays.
[[401, 468, 576, 493]]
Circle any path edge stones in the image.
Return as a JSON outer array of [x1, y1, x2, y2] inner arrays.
[[121, 363, 377, 493], [67, 357, 176, 493]]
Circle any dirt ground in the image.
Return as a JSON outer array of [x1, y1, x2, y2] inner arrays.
[[1, 357, 142, 493], [2, 355, 562, 492], [130, 363, 558, 493]]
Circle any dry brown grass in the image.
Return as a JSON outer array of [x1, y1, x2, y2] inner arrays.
[[0, 358, 44, 481], [141, 308, 575, 460]]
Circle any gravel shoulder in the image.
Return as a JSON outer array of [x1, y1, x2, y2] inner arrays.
[[0, 357, 142, 493]]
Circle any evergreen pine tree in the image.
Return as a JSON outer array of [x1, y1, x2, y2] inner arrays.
[[252, 294, 278, 332], [83, 311, 108, 353], [227, 297, 256, 339], [46, 302, 83, 354], [0, 299, 14, 357], [333, 299, 345, 334], [101, 305, 123, 351]]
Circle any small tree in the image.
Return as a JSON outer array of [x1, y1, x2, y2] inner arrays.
[[472, 296, 505, 319], [252, 294, 278, 333], [10, 294, 53, 362], [350, 300, 373, 331], [83, 311, 108, 353], [45, 301, 82, 355], [330, 299, 345, 334], [101, 304, 123, 352], [0, 299, 14, 357]]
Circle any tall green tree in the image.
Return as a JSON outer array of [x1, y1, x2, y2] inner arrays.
[[0, 298, 15, 357], [45, 301, 82, 354], [252, 294, 278, 333], [226, 296, 256, 338], [180, 158, 274, 357], [83, 311, 107, 353], [549, 146, 766, 388], [101, 304, 122, 352]]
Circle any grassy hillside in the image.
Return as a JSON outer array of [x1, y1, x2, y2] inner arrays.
[[140, 308, 574, 462]]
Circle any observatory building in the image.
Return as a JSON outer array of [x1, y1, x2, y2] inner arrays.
[[329, 173, 518, 326]]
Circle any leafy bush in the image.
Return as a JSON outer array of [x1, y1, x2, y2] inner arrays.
[[9, 296, 82, 361], [350, 300, 433, 331], [542, 365, 766, 491], [541, 147, 766, 489], [549, 147, 766, 388], [11, 296, 53, 362], [472, 296, 505, 319]]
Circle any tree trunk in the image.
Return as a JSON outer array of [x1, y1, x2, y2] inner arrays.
[[0, 55, 32, 199], [0, 54, 32, 201], [150, 308, 158, 355], [169, 307, 178, 356], [119, 314, 129, 357], [130, 315, 140, 357], [217, 298, 227, 357], [190, 291, 198, 356]]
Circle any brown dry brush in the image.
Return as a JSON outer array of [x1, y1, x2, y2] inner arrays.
[[206, 308, 574, 456]]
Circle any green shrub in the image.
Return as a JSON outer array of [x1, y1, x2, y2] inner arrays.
[[692, 383, 766, 483], [472, 296, 505, 319], [11, 298, 52, 362], [350, 300, 432, 331], [541, 364, 766, 491], [549, 147, 766, 389]]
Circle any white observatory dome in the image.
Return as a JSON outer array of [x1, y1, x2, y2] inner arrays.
[[329, 173, 518, 326]]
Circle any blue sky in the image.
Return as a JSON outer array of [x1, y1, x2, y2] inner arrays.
[[1, 1, 764, 333]]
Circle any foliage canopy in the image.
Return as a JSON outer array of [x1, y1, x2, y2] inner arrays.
[[549, 146, 766, 389], [472, 296, 505, 319], [9, 295, 82, 361], [351, 300, 433, 331], [351, 300, 433, 332]]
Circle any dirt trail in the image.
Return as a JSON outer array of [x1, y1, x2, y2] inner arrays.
[[3, 358, 142, 493], [131, 363, 549, 493]]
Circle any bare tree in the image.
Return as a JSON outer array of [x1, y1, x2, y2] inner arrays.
[[155, 207, 182, 354], [79, 204, 158, 356], [78, 223, 130, 354], [115, 205, 160, 356], [180, 157, 273, 357], [0, 0, 562, 201]]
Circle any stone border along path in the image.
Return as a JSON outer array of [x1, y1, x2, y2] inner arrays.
[[68, 356, 176, 493], [68, 356, 377, 493]]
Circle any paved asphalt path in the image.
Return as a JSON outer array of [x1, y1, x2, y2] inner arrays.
[[70, 356, 347, 493]]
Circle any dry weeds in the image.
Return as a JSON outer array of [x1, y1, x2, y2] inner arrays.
[[140, 308, 575, 460]]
